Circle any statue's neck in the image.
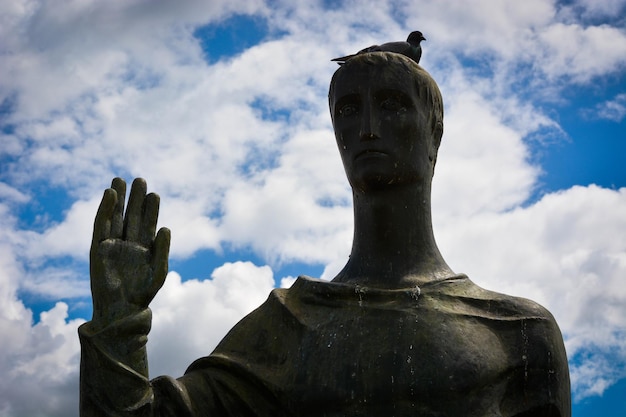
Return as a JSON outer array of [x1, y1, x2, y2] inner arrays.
[[333, 183, 453, 288]]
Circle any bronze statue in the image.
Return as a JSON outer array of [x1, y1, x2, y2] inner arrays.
[[80, 51, 571, 416]]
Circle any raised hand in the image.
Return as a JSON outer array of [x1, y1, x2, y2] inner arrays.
[[90, 177, 170, 331]]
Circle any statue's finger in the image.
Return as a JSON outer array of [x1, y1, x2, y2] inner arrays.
[[124, 178, 147, 242], [92, 188, 117, 246], [140, 192, 160, 247], [110, 177, 126, 239]]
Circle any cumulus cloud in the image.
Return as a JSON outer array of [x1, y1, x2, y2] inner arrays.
[[0, 244, 83, 416], [217, 128, 352, 264], [535, 22, 626, 82], [149, 261, 276, 377], [0, 200, 81, 416], [0, 183, 30, 204], [432, 81, 542, 217], [1, 1, 625, 415]]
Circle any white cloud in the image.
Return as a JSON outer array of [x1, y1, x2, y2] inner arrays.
[[148, 262, 275, 377], [536, 22, 626, 82], [433, 82, 542, 217], [0, 202, 83, 416], [0, 182, 30, 204], [0, 303, 83, 417], [590, 93, 626, 122], [217, 128, 352, 264], [412, 0, 555, 60], [279, 275, 297, 288], [0, 0, 268, 118], [0, 293, 83, 417], [569, 341, 626, 400], [409, 0, 626, 85], [23, 197, 98, 260]]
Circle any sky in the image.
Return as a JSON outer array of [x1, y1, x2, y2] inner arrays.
[[0, 0, 625, 415]]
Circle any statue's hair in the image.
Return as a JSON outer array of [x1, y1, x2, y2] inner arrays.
[[328, 52, 444, 147]]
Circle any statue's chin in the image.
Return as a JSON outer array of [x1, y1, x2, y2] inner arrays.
[[349, 171, 426, 193]]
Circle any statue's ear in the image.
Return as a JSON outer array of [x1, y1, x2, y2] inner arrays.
[[433, 120, 443, 150], [430, 121, 443, 171]]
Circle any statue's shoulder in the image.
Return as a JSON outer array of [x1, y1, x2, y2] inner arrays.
[[435, 274, 557, 322]]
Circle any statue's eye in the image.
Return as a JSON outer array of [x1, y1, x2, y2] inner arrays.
[[338, 103, 358, 117], [381, 97, 406, 113]]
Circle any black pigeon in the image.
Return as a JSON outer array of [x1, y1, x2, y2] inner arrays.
[[331, 31, 426, 65]]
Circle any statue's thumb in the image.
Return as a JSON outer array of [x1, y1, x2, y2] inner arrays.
[[149, 227, 171, 301]]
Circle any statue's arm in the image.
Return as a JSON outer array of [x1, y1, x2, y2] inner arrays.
[[503, 312, 571, 417], [79, 179, 285, 416], [527, 313, 571, 417], [79, 178, 174, 416]]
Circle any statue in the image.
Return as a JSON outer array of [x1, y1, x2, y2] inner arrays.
[[80, 51, 571, 416]]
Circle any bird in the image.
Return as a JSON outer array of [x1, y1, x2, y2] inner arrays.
[[331, 31, 426, 65]]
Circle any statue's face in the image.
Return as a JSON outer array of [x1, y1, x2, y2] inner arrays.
[[331, 65, 436, 192]]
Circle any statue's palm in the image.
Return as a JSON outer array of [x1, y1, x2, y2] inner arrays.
[[90, 178, 170, 331]]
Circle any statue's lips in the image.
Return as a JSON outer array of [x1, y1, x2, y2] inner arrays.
[[355, 150, 388, 160]]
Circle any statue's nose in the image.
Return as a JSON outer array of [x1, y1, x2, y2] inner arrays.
[[359, 102, 380, 141]]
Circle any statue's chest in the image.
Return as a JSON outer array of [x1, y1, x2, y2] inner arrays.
[[289, 302, 518, 410]]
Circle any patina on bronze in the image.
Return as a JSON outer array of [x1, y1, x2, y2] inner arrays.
[[80, 52, 571, 416]]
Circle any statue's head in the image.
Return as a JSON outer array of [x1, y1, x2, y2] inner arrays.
[[328, 52, 444, 192]]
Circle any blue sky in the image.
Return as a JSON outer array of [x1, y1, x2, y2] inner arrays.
[[0, 0, 625, 416]]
